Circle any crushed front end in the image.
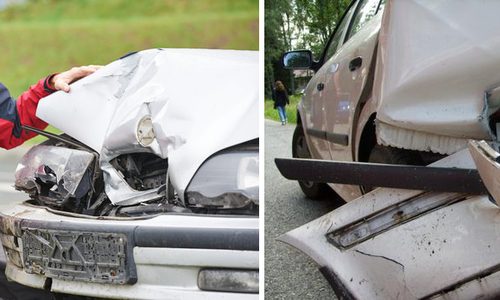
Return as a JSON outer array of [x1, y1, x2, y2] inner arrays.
[[0, 48, 259, 299]]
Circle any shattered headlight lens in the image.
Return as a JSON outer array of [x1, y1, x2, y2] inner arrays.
[[198, 269, 259, 293], [15, 145, 95, 198], [185, 149, 259, 209]]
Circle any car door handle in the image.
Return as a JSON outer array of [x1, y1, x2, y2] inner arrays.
[[349, 56, 362, 71], [317, 82, 324, 91]]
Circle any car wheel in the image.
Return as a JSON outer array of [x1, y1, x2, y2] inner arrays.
[[292, 125, 331, 199], [363, 144, 422, 192]]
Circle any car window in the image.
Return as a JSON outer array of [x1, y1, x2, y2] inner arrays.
[[347, 0, 381, 40], [324, 2, 357, 62]]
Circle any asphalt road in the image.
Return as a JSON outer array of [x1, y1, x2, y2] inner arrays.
[[264, 119, 343, 300], [0, 146, 52, 300]]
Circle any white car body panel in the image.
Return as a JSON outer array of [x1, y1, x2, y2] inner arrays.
[[279, 148, 500, 299], [324, 12, 382, 201], [374, 0, 500, 154], [299, 1, 382, 201], [280, 0, 500, 298], [37, 49, 259, 205], [0, 203, 259, 299]]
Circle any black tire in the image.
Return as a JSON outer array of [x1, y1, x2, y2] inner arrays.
[[292, 125, 332, 199], [368, 144, 422, 165], [363, 144, 422, 192]]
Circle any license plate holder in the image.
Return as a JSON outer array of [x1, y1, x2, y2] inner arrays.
[[22, 228, 131, 284]]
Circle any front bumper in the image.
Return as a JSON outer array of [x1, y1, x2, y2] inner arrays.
[[0, 202, 259, 299]]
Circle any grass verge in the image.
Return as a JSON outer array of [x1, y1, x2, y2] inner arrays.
[[264, 95, 300, 124]]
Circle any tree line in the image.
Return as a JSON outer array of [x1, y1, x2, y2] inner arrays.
[[265, 0, 350, 97]]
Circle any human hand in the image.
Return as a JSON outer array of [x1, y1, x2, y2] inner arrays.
[[50, 65, 102, 93]]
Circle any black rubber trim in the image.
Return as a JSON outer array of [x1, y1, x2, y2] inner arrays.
[[319, 266, 355, 300], [306, 128, 349, 146], [0, 213, 259, 251], [119, 51, 138, 59], [326, 132, 348, 146], [134, 227, 259, 251], [306, 128, 325, 140], [276, 158, 488, 194]]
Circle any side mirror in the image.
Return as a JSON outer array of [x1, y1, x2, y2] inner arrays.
[[282, 50, 313, 69]]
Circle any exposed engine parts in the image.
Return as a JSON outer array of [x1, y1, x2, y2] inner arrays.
[[15, 135, 259, 218]]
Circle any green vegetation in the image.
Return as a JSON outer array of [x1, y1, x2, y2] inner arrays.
[[264, 95, 300, 124], [265, 0, 349, 97], [0, 0, 258, 144]]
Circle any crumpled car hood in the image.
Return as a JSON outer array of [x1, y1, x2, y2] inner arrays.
[[373, 0, 500, 154], [37, 48, 259, 205]]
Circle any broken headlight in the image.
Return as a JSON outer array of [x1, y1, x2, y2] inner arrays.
[[185, 147, 259, 210], [14, 145, 98, 212]]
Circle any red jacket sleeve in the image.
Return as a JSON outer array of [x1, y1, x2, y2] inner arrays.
[[0, 75, 57, 149]]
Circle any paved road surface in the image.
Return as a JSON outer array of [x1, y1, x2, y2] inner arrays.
[[0, 146, 52, 300], [264, 119, 343, 300]]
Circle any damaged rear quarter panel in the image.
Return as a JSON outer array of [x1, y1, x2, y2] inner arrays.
[[373, 0, 500, 154]]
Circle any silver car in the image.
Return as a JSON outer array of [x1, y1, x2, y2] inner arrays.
[[0, 48, 259, 299], [279, 0, 500, 299]]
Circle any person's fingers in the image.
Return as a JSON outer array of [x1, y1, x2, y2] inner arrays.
[[54, 80, 70, 92], [54, 65, 102, 92]]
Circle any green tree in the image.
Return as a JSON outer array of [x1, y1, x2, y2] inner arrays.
[[264, 0, 294, 97], [294, 0, 350, 57], [265, 0, 351, 98]]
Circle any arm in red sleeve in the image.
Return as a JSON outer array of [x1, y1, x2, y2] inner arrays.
[[0, 75, 57, 149]]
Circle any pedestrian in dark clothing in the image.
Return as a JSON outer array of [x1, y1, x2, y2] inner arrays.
[[272, 80, 289, 125], [0, 66, 100, 149]]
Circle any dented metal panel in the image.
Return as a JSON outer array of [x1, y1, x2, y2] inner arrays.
[[469, 140, 500, 206], [279, 149, 500, 299], [373, 0, 500, 154], [37, 49, 259, 205]]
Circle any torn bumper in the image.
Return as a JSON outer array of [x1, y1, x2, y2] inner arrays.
[[0, 203, 259, 299], [279, 149, 500, 299]]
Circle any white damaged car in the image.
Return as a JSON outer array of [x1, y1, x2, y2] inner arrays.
[[0, 49, 259, 299], [278, 0, 500, 299]]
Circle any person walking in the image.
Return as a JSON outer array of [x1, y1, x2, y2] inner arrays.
[[272, 80, 289, 125], [0, 65, 100, 149]]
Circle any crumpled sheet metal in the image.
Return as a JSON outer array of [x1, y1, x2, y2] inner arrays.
[[278, 149, 500, 299], [373, 0, 500, 154], [37, 49, 259, 205]]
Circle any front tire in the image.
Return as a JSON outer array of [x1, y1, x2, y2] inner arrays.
[[292, 125, 331, 199]]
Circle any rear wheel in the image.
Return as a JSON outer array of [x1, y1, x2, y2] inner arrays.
[[292, 125, 331, 199], [363, 144, 422, 193], [368, 144, 422, 165]]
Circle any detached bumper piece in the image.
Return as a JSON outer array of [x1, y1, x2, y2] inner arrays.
[[275, 158, 488, 194], [468, 140, 500, 206]]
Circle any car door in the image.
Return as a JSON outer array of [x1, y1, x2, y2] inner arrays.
[[301, 1, 358, 161], [322, 0, 385, 200]]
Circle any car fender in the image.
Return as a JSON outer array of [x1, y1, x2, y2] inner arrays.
[[354, 97, 377, 163]]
